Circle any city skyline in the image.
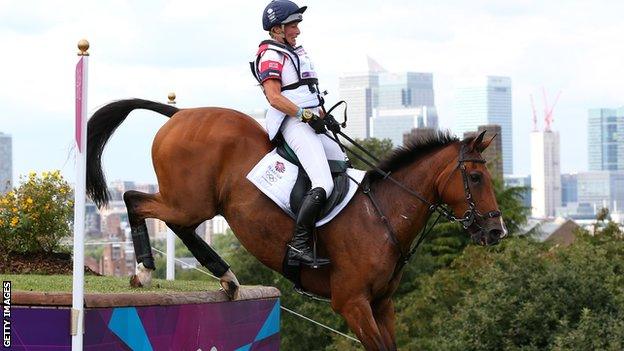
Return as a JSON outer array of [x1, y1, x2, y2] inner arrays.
[[2, 1, 624, 183]]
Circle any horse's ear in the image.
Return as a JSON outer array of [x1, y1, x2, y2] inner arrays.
[[477, 134, 497, 152], [469, 130, 487, 152]]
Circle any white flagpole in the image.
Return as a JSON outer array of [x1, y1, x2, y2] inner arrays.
[[72, 39, 89, 351], [166, 92, 176, 281]]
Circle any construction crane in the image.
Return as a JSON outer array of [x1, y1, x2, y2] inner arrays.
[[530, 94, 538, 132], [542, 88, 561, 132], [530, 89, 561, 132]]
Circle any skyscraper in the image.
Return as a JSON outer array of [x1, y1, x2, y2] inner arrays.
[[455, 76, 512, 174], [560, 173, 578, 207], [577, 171, 624, 214], [370, 106, 438, 147], [0, 132, 12, 194], [531, 130, 561, 218], [339, 58, 438, 140], [338, 74, 378, 139], [378, 72, 435, 109], [588, 107, 624, 171]]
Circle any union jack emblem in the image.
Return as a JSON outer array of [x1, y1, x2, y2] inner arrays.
[[275, 161, 286, 173]]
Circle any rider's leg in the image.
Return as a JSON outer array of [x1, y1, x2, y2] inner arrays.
[[281, 116, 332, 266], [319, 134, 347, 161]]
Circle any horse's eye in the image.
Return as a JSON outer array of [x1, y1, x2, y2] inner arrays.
[[469, 172, 482, 183]]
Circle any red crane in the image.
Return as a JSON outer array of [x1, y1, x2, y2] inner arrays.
[[530, 94, 538, 132], [542, 88, 561, 132]]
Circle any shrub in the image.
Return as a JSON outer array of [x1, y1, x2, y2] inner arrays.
[[0, 171, 73, 253]]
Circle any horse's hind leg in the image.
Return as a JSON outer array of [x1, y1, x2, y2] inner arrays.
[[123, 190, 160, 288], [167, 223, 240, 300]]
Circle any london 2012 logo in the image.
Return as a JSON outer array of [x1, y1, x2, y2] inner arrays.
[[275, 161, 285, 173]]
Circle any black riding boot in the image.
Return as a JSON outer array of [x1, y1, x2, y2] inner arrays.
[[288, 187, 331, 267]]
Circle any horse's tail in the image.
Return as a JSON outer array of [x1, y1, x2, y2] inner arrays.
[[87, 98, 179, 208]]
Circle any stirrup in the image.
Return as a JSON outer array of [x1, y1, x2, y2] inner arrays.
[[287, 245, 330, 268]]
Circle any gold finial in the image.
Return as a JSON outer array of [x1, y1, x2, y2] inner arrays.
[[77, 39, 90, 56], [167, 92, 176, 105]]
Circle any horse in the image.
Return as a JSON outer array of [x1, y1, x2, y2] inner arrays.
[[86, 99, 506, 351]]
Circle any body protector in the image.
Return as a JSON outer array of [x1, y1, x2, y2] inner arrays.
[[250, 39, 324, 140]]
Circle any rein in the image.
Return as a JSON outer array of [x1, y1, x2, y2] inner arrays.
[[321, 102, 501, 275]]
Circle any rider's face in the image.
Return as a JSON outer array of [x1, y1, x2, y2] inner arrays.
[[283, 22, 300, 46]]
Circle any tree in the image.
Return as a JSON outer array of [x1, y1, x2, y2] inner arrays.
[[0, 171, 73, 253], [345, 137, 394, 170]]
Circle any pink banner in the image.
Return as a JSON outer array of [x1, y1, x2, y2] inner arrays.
[[75, 57, 84, 153]]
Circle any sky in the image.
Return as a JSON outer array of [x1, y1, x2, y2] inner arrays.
[[1, 0, 624, 185]]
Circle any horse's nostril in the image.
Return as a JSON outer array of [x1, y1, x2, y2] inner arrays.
[[489, 229, 504, 239]]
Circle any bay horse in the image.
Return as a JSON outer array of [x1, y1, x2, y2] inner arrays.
[[86, 99, 506, 350]]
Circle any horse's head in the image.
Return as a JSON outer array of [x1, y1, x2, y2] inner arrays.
[[437, 131, 507, 246]]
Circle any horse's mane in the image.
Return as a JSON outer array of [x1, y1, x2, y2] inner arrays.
[[366, 130, 461, 183]]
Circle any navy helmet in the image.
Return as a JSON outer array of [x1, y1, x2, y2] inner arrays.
[[262, 0, 307, 31]]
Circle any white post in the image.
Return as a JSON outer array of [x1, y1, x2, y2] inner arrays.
[[165, 92, 176, 281], [166, 228, 175, 280], [72, 39, 89, 351]]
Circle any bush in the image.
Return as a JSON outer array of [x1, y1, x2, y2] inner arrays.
[[0, 171, 73, 253], [394, 229, 624, 351]]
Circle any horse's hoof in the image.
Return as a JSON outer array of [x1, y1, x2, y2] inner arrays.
[[219, 269, 240, 300], [129, 274, 143, 288], [129, 263, 153, 288]]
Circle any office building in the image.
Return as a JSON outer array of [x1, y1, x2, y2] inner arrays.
[[370, 106, 437, 147], [504, 175, 531, 209], [455, 76, 512, 174], [338, 73, 379, 139], [588, 107, 624, 171], [531, 130, 561, 218], [560, 173, 578, 207]]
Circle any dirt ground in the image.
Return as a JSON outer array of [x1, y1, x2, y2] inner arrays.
[[0, 251, 100, 275]]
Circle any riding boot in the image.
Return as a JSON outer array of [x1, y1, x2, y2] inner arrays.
[[288, 187, 331, 267]]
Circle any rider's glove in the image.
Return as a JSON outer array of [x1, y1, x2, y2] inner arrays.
[[297, 108, 326, 134]]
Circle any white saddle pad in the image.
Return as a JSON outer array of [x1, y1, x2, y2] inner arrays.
[[246, 149, 366, 227]]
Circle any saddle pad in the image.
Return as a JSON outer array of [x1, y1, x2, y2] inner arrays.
[[246, 149, 366, 227]]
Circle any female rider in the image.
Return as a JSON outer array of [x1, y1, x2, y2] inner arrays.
[[251, 0, 345, 267]]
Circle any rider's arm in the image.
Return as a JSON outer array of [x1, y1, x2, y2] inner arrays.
[[262, 79, 300, 117]]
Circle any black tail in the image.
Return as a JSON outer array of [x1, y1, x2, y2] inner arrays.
[[87, 99, 179, 208]]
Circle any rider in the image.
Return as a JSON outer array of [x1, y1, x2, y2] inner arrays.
[[251, 0, 345, 267]]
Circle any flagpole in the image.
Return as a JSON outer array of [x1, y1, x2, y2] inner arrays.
[[72, 39, 89, 351], [166, 92, 176, 281]]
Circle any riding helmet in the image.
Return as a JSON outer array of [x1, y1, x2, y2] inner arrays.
[[262, 0, 307, 31]]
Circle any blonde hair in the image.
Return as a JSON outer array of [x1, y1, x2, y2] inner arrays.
[[269, 26, 283, 39]]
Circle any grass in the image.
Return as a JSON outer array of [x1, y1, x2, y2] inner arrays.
[[0, 274, 221, 293]]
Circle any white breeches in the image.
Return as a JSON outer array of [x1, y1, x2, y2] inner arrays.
[[280, 116, 346, 196]]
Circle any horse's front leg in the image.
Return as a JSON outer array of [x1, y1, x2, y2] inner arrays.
[[372, 298, 397, 350], [331, 295, 389, 351]]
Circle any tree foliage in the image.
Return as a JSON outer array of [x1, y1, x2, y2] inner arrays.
[[393, 221, 624, 351], [345, 137, 394, 170], [0, 171, 73, 253]]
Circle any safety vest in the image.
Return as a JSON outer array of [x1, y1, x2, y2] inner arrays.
[[250, 40, 322, 107], [251, 40, 326, 140]]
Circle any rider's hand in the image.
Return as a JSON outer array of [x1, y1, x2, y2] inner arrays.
[[300, 109, 326, 134], [324, 114, 341, 133]]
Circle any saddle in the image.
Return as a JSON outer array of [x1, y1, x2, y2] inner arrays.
[[274, 139, 351, 219]]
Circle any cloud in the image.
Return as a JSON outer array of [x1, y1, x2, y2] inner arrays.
[[2, 0, 624, 183]]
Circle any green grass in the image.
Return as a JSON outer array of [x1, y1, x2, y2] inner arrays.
[[0, 274, 221, 293]]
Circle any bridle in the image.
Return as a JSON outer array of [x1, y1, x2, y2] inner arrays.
[[319, 100, 503, 274], [325, 130, 503, 274], [439, 143, 502, 231]]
